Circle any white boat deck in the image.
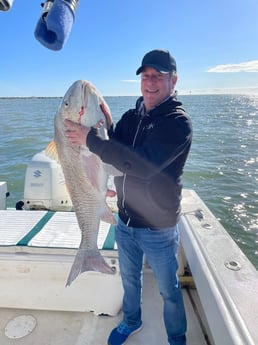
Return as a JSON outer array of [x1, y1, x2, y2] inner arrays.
[[0, 189, 258, 344], [0, 192, 209, 344], [0, 271, 207, 345]]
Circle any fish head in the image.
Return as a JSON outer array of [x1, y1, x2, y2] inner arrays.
[[57, 80, 85, 123], [57, 80, 112, 138]]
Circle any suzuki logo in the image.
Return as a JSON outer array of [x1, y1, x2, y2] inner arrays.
[[33, 170, 42, 178]]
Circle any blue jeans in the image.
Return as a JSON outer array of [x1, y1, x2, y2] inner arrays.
[[115, 217, 187, 345]]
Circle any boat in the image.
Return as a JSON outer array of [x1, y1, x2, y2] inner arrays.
[[0, 152, 258, 345]]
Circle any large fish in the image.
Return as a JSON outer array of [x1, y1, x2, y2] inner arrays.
[[46, 80, 117, 286]]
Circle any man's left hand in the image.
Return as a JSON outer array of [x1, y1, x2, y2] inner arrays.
[[64, 119, 90, 147]]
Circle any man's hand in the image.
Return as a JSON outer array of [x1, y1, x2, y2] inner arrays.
[[64, 119, 90, 147]]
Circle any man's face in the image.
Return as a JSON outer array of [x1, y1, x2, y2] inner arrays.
[[141, 67, 177, 112]]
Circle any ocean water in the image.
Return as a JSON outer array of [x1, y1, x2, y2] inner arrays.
[[0, 94, 258, 269]]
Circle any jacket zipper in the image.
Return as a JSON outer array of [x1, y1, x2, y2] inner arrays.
[[122, 116, 145, 226]]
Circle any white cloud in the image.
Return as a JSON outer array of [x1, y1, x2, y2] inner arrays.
[[207, 60, 258, 73], [121, 80, 140, 83]]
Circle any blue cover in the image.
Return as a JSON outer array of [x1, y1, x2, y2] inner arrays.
[[34, 0, 76, 51]]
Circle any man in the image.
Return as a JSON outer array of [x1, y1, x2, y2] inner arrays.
[[65, 49, 192, 345]]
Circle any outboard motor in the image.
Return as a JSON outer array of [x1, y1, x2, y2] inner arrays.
[[24, 150, 73, 211]]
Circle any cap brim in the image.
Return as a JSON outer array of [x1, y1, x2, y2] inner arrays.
[[136, 64, 171, 75]]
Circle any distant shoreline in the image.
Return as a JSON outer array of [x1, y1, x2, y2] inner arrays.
[[0, 96, 62, 99], [0, 93, 257, 99], [0, 96, 138, 99]]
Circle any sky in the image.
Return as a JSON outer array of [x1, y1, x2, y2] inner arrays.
[[0, 0, 258, 97]]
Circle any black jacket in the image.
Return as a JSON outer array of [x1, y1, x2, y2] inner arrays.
[[87, 95, 192, 229]]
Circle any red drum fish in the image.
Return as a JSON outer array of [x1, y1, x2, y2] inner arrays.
[[46, 80, 117, 286]]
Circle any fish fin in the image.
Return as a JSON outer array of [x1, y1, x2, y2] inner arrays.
[[66, 248, 115, 287], [103, 163, 123, 177], [45, 140, 60, 163], [101, 203, 117, 225]]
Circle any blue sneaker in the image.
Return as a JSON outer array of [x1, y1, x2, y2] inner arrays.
[[107, 321, 143, 345]]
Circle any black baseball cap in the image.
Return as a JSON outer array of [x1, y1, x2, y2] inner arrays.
[[136, 49, 177, 75]]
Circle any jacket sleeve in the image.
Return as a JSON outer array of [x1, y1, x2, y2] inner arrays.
[[86, 113, 192, 180], [86, 128, 157, 179]]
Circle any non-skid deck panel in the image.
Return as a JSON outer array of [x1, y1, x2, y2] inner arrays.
[[0, 210, 47, 245], [0, 210, 116, 251], [29, 211, 117, 250]]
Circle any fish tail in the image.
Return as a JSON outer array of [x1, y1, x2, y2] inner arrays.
[[66, 248, 115, 286]]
